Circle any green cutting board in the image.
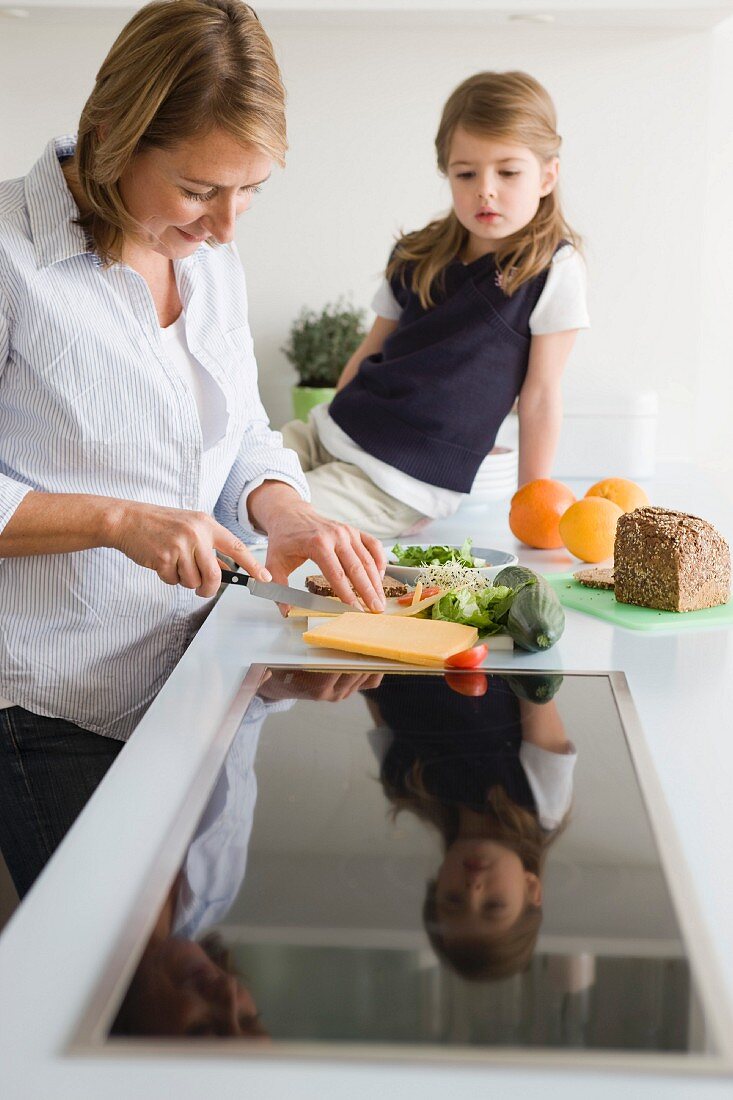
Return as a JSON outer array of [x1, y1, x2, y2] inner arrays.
[[544, 572, 733, 632]]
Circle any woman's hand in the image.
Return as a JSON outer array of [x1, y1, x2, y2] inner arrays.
[[106, 500, 271, 598], [257, 669, 384, 702], [248, 484, 387, 612]]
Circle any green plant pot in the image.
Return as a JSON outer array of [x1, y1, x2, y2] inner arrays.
[[291, 385, 336, 423]]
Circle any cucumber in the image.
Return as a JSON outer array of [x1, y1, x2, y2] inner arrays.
[[504, 673, 564, 703], [495, 565, 548, 591], [497, 566, 565, 652]]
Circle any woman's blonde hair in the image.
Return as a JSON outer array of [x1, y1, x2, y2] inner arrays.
[[388, 70, 580, 306], [72, 0, 286, 264]]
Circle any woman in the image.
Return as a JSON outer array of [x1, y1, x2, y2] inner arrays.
[[0, 0, 386, 744]]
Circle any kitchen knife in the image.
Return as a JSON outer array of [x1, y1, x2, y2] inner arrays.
[[220, 569, 361, 614]]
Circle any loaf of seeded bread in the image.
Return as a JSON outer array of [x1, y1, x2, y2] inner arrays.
[[614, 507, 730, 612]]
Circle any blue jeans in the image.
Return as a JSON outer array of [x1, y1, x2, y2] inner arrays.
[[0, 707, 123, 900]]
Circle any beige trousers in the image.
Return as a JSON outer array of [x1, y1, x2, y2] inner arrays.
[[280, 417, 427, 540]]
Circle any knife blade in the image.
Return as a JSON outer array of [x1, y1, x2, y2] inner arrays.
[[220, 569, 360, 614]]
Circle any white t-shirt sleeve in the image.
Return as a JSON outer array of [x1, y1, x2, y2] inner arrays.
[[371, 278, 403, 321], [371, 249, 588, 334], [519, 740, 577, 831], [529, 245, 590, 335]]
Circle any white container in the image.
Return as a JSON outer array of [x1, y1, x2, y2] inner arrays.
[[470, 446, 519, 501], [555, 389, 657, 480], [494, 390, 658, 481]]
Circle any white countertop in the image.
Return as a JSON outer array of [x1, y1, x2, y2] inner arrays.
[[2, 461, 733, 1099]]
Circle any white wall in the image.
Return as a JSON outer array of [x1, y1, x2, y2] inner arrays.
[[701, 16, 733, 480], [0, 7, 729, 469]]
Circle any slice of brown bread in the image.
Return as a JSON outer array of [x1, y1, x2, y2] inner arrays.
[[306, 574, 408, 598], [574, 567, 615, 590]]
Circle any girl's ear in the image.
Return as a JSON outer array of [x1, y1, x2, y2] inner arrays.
[[539, 156, 560, 197], [525, 871, 543, 908]]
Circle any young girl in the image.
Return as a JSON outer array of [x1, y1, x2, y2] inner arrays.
[[282, 71, 589, 538], [365, 672, 575, 980]]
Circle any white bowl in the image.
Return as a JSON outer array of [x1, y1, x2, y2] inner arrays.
[[469, 448, 518, 501], [385, 544, 519, 585], [468, 484, 516, 502], [477, 446, 517, 465], [472, 473, 517, 487], [474, 449, 517, 473]]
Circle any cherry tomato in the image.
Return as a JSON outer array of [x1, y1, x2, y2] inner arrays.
[[445, 643, 489, 669], [396, 586, 442, 606], [445, 672, 489, 697]]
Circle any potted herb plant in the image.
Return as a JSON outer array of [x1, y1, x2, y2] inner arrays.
[[283, 298, 366, 422]]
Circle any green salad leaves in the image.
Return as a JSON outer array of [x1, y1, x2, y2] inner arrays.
[[429, 584, 517, 635], [389, 541, 553, 643], [391, 538, 484, 568]]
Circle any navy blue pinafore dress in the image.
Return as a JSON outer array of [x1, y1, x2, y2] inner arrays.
[[329, 251, 550, 493]]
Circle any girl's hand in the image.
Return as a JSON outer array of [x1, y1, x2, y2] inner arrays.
[[263, 500, 387, 612], [106, 501, 271, 598]]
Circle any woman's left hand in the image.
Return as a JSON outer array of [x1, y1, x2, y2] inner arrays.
[[255, 492, 387, 612]]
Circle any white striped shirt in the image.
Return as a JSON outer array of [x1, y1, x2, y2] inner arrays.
[[0, 137, 308, 740], [172, 695, 295, 942]]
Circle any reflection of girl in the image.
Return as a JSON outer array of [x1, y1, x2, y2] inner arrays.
[[365, 674, 575, 980]]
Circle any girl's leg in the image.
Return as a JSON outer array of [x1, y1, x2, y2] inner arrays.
[[281, 417, 429, 537], [304, 461, 428, 540], [280, 417, 333, 472]]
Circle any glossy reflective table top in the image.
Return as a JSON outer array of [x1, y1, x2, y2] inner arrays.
[[77, 668, 725, 1067]]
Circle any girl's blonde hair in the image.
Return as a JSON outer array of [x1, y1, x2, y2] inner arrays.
[[72, 0, 286, 264], [388, 70, 580, 306], [387, 766, 565, 982]]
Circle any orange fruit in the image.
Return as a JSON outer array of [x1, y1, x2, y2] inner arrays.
[[585, 477, 649, 514], [559, 497, 624, 563], [509, 479, 576, 549]]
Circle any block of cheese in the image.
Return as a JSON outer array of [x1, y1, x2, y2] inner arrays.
[[288, 598, 392, 619], [302, 612, 479, 666], [304, 616, 514, 646], [287, 603, 340, 619]]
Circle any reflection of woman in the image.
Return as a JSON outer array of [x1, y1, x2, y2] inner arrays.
[[364, 674, 575, 980], [112, 896, 268, 1038], [0, 0, 385, 744], [173, 671, 383, 939], [112, 689, 278, 1037], [113, 670, 381, 1037]]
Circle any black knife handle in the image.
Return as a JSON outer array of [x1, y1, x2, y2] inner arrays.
[[220, 569, 252, 586]]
